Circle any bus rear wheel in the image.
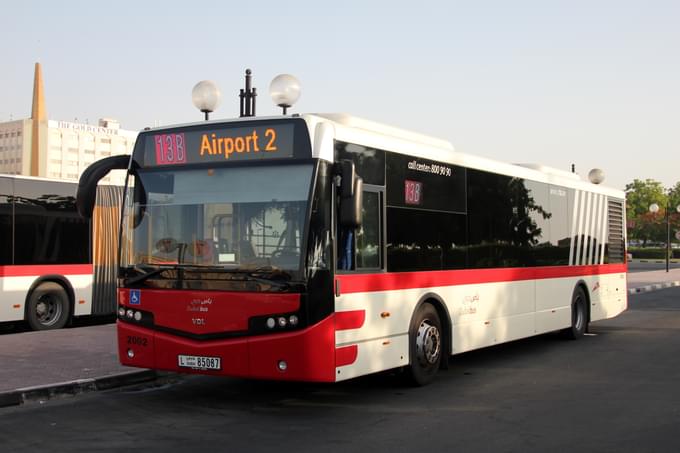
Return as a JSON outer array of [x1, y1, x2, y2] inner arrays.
[[563, 286, 588, 340], [26, 282, 71, 331], [407, 303, 442, 386]]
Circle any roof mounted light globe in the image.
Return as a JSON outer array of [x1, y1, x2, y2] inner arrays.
[[269, 74, 301, 115], [192, 80, 221, 120], [588, 168, 605, 185]]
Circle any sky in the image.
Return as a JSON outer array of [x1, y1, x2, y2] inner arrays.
[[1, 0, 678, 191]]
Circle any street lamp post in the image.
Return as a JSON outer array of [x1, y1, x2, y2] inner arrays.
[[649, 202, 680, 272]]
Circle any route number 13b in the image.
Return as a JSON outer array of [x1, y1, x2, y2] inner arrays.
[[404, 180, 423, 205], [154, 133, 187, 165]]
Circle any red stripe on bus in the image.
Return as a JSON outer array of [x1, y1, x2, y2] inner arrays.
[[335, 345, 358, 367], [336, 263, 627, 294], [335, 310, 366, 331], [0, 264, 93, 277]]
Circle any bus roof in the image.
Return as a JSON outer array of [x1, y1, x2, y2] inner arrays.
[[303, 113, 625, 199]]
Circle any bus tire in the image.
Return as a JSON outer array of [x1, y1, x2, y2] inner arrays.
[[407, 303, 442, 386], [26, 282, 71, 331], [563, 286, 588, 340]]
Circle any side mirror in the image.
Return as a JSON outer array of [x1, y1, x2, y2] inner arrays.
[[338, 160, 356, 198], [76, 155, 130, 218], [339, 177, 363, 227], [132, 178, 147, 228], [336, 160, 363, 228]]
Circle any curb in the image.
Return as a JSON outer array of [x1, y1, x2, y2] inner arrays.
[[630, 259, 680, 264], [628, 281, 680, 295], [0, 369, 158, 409]]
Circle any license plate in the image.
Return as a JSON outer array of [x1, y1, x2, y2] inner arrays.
[[178, 354, 221, 370]]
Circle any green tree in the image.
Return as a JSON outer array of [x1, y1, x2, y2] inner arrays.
[[668, 181, 680, 211], [667, 182, 680, 246], [625, 179, 667, 245]]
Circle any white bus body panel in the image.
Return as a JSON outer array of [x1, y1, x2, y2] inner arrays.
[[334, 272, 627, 381], [0, 273, 93, 322]]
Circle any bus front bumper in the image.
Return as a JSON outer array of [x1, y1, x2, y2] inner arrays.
[[117, 316, 346, 382]]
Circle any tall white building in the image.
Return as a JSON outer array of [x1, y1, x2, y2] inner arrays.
[[44, 119, 136, 183], [0, 63, 137, 185]]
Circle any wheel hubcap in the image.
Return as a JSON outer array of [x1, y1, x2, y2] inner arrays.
[[416, 320, 441, 367], [36, 295, 62, 326]]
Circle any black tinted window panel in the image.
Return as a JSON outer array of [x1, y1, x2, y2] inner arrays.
[[0, 177, 13, 264], [387, 208, 466, 272], [467, 170, 546, 268], [335, 142, 385, 186], [386, 152, 466, 213], [547, 186, 572, 265], [356, 191, 382, 269], [13, 179, 89, 264], [524, 181, 571, 266]]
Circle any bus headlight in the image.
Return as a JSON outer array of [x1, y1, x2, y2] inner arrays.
[[118, 306, 153, 326], [256, 313, 301, 332]]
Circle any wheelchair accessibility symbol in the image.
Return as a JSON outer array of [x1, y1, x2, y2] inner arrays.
[[130, 289, 141, 305]]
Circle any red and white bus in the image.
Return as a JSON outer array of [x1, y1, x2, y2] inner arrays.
[[0, 175, 121, 330], [77, 113, 627, 384]]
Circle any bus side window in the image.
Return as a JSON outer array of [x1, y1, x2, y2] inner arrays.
[[355, 191, 381, 269], [337, 189, 382, 272]]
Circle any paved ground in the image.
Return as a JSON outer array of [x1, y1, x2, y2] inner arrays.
[[0, 268, 677, 408], [0, 323, 155, 406], [0, 324, 125, 393]]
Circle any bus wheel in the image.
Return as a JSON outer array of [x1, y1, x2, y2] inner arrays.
[[407, 303, 442, 386], [563, 286, 588, 340], [26, 283, 71, 331]]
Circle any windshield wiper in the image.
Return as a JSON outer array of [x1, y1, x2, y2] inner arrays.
[[248, 266, 292, 280], [218, 268, 292, 290], [123, 265, 293, 290], [124, 265, 181, 286], [245, 274, 290, 290]]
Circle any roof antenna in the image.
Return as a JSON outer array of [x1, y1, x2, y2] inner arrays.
[[239, 69, 257, 117]]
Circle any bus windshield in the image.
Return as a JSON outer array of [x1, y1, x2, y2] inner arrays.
[[121, 164, 314, 274]]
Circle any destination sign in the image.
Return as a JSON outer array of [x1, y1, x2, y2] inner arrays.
[[143, 123, 295, 166]]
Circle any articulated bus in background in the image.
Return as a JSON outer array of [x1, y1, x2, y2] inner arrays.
[[77, 112, 627, 385], [0, 175, 121, 330]]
